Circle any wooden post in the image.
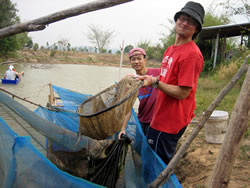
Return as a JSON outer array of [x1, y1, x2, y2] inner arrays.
[[149, 56, 249, 188], [221, 38, 226, 62], [119, 40, 125, 81], [0, 0, 134, 39], [48, 83, 56, 106], [213, 32, 219, 69], [47, 83, 55, 159], [207, 64, 250, 187], [211, 39, 214, 59]]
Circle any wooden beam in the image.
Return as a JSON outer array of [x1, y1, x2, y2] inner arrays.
[[149, 56, 249, 188], [213, 32, 219, 69], [0, 0, 134, 39], [208, 58, 250, 187]]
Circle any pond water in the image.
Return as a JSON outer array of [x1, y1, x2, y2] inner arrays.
[[0, 63, 138, 111]]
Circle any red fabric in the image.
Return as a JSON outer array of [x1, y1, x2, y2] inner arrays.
[[137, 68, 160, 123], [151, 41, 203, 134]]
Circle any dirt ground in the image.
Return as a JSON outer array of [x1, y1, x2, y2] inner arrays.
[[175, 121, 250, 188]]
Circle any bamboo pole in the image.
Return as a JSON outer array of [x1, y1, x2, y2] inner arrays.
[[0, 0, 134, 39], [149, 55, 249, 188], [0, 87, 42, 107], [207, 64, 250, 187], [119, 40, 125, 81], [0, 89, 96, 151], [0, 86, 66, 111]]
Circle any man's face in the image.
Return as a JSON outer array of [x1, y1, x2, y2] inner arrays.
[[176, 13, 198, 39], [129, 53, 147, 72]]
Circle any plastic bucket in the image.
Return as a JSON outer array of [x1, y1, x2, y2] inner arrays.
[[205, 110, 229, 144]]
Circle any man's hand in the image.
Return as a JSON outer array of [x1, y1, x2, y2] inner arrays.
[[118, 130, 126, 140], [136, 75, 157, 87]]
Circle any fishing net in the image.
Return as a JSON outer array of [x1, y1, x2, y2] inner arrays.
[[77, 77, 143, 140], [48, 135, 131, 188], [87, 135, 131, 187]]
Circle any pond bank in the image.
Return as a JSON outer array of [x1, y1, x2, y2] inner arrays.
[[4, 49, 161, 68]]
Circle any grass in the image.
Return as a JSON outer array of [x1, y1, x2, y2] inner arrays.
[[195, 49, 249, 117]]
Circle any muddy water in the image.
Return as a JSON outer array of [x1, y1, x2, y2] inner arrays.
[[0, 63, 138, 111]]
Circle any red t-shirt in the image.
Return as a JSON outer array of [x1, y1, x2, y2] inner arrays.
[[151, 41, 204, 134], [137, 68, 160, 123]]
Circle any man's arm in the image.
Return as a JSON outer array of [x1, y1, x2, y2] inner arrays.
[[157, 82, 192, 99], [138, 75, 192, 100], [16, 71, 24, 77]]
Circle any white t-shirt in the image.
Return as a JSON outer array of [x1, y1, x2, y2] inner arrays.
[[5, 70, 16, 80]]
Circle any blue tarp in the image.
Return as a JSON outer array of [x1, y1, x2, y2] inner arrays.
[[0, 117, 103, 188], [0, 85, 182, 187]]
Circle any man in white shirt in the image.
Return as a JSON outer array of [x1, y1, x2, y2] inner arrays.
[[4, 65, 24, 80]]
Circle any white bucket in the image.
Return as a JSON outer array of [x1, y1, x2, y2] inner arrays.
[[205, 110, 229, 144]]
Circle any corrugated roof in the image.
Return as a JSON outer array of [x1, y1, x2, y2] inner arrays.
[[199, 22, 250, 40]]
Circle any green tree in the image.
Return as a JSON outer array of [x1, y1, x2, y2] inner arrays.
[[26, 39, 33, 48], [0, 0, 19, 57], [0, 0, 17, 28], [196, 12, 231, 59], [16, 32, 32, 48], [124, 45, 133, 53], [0, 0, 32, 57], [33, 43, 39, 51], [197, 12, 232, 74], [137, 40, 164, 61]]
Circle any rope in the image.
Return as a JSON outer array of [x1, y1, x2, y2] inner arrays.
[[0, 87, 74, 113], [0, 87, 43, 107]]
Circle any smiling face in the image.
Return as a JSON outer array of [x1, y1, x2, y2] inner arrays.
[[175, 13, 198, 40], [129, 51, 147, 75]]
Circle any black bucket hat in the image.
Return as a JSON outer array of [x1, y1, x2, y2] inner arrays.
[[174, 1, 205, 33]]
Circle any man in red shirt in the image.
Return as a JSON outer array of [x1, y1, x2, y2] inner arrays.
[[137, 1, 205, 164], [118, 48, 160, 139]]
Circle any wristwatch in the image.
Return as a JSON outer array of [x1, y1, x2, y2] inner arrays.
[[152, 78, 159, 88]]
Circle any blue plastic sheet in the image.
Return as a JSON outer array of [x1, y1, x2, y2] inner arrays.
[[0, 117, 103, 188], [0, 85, 182, 187]]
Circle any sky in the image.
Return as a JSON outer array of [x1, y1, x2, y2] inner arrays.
[[11, 0, 249, 50]]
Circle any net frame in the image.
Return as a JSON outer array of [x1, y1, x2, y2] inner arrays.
[[77, 77, 143, 140]]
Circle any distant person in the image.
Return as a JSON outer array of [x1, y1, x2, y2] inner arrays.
[[118, 48, 160, 139], [4, 65, 24, 80], [136, 1, 205, 164]]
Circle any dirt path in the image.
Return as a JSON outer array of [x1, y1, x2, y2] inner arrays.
[[175, 122, 250, 187]]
